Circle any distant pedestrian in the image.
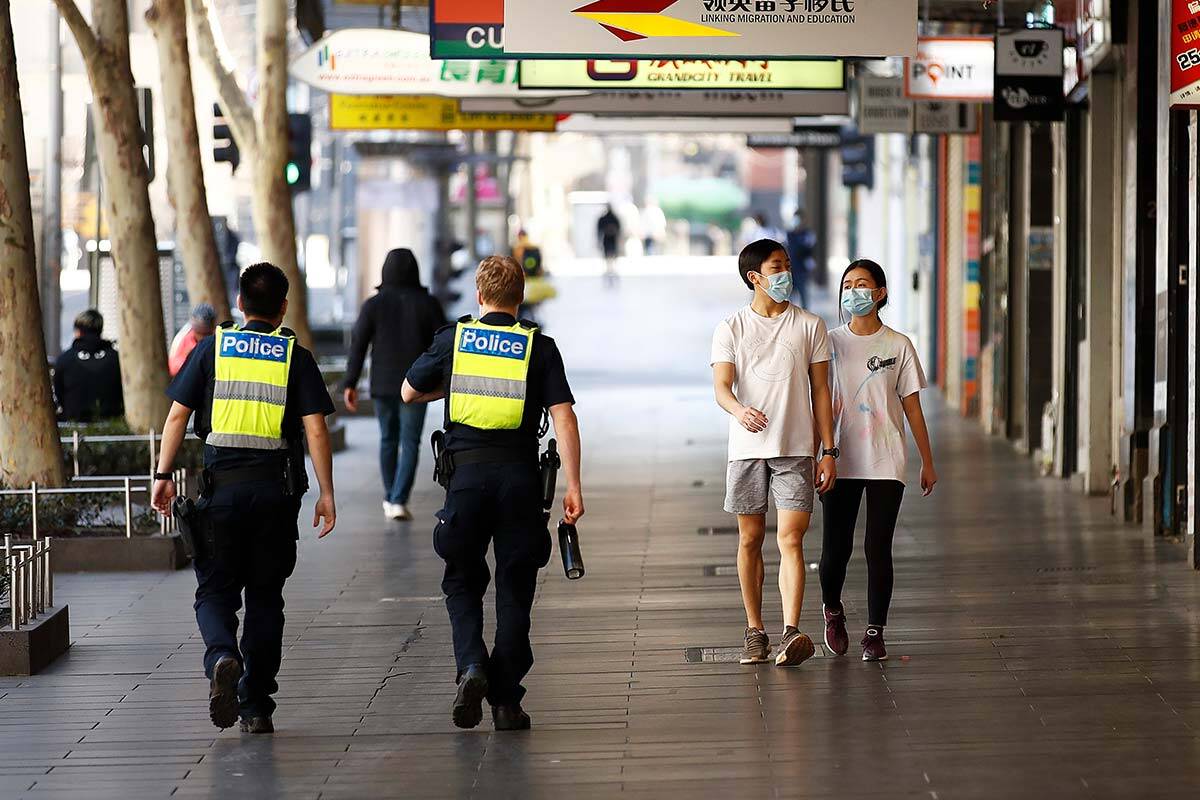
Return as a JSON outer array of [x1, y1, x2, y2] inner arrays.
[[169, 303, 218, 377], [820, 259, 937, 663], [785, 211, 817, 310], [53, 309, 123, 422], [711, 239, 838, 669], [343, 249, 447, 521], [597, 206, 622, 283]]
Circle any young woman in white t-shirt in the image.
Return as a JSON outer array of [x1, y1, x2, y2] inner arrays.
[[820, 259, 937, 662]]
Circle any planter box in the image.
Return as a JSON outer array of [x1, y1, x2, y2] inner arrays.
[[0, 605, 70, 675], [51, 533, 189, 572]]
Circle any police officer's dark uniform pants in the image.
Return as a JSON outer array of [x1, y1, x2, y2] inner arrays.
[[434, 462, 552, 706], [194, 480, 300, 718]]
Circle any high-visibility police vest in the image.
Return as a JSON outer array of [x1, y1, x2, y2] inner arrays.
[[208, 325, 295, 450], [449, 318, 536, 430]]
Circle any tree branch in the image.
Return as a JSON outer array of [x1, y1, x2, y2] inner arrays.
[[185, 0, 256, 154], [50, 0, 99, 64]]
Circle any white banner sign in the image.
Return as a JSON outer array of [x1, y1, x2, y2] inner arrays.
[[459, 89, 849, 117], [502, 0, 918, 60], [857, 75, 912, 134], [290, 28, 566, 97], [558, 115, 794, 134], [906, 37, 994, 101]]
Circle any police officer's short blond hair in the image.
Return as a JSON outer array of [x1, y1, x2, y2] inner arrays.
[[476, 255, 525, 308]]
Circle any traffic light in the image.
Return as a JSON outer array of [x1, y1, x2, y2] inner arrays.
[[285, 113, 312, 193], [212, 103, 240, 172]]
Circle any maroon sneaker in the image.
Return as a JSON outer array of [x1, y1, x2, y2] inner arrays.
[[823, 605, 849, 656], [861, 627, 888, 662]]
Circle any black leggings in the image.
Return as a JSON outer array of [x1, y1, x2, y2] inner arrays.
[[819, 479, 905, 627]]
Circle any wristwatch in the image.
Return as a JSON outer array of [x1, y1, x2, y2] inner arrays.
[[821, 447, 840, 460], [153, 472, 174, 481]]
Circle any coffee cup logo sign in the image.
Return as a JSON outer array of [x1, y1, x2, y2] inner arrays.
[[994, 27, 1064, 122], [905, 37, 994, 101]]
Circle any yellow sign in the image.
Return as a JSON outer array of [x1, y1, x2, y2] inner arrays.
[[520, 59, 845, 91], [330, 95, 557, 131]]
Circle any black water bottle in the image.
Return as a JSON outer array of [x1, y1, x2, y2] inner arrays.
[[558, 519, 585, 580]]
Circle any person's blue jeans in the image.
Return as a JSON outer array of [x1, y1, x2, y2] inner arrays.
[[375, 396, 427, 505]]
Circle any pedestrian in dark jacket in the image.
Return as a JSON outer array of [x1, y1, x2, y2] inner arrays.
[[343, 249, 447, 520], [54, 309, 124, 422]]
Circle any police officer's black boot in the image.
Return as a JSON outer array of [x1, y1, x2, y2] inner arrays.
[[209, 656, 242, 730], [240, 716, 275, 734], [451, 664, 489, 729], [492, 704, 532, 731]]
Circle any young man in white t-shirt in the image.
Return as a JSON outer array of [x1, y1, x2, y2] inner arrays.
[[711, 239, 839, 667]]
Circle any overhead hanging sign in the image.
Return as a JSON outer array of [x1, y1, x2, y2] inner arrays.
[[905, 37, 994, 101], [557, 115, 793, 134], [292, 28, 563, 98], [501, 0, 918, 60], [432, 0, 506, 58], [913, 101, 978, 134], [748, 129, 842, 149], [994, 28, 1065, 121], [459, 89, 848, 117], [329, 95, 558, 131], [519, 58, 844, 90], [1077, 0, 1111, 77], [856, 75, 912, 134], [1171, 0, 1200, 108]]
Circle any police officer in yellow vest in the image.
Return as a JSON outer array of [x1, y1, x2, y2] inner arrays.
[[151, 263, 337, 734], [403, 255, 584, 732]]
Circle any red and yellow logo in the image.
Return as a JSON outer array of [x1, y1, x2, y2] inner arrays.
[[571, 0, 739, 42]]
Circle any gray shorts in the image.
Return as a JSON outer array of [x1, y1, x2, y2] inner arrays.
[[724, 457, 816, 515]]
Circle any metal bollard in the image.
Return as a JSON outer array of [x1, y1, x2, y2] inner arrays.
[[45, 538, 53, 608], [124, 477, 133, 539], [30, 482, 39, 542]]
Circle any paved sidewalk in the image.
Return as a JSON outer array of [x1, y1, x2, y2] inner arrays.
[[3, 276, 1200, 799]]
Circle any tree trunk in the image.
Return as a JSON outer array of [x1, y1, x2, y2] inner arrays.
[[55, 0, 171, 432], [254, 0, 311, 346], [146, 0, 230, 322], [0, 0, 67, 488]]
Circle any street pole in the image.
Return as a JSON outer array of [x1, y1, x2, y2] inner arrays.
[[466, 132, 479, 263], [41, 5, 64, 355]]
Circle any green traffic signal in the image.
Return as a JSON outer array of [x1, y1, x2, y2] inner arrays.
[[285, 162, 301, 186]]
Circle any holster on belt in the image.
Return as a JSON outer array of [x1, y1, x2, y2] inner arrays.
[[171, 496, 200, 559], [431, 430, 453, 489]]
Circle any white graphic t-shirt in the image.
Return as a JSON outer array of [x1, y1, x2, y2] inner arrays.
[[711, 304, 830, 462], [828, 324, 927, 484]]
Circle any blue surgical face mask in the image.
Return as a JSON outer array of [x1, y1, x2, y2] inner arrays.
[[756, 271, 793, 303], [841, 287, 878, 317]]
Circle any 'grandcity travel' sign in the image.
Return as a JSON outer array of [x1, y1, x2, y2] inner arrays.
[[501, 0, 917, 60], [518, 58, 844, 90]]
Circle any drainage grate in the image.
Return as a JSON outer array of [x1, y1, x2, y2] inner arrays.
[[698, 525, 777, 536], [684, 645, 825, 663]]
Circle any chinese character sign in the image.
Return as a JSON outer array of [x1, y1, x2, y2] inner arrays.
[[501, 0, 917, 59], [1172, 0, 1200, 107]]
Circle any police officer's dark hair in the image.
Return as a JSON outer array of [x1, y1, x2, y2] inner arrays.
[[840, 258, 889, 311], [738, 239, 787, 290], [240, 262, 290, 318], [74, 309, 104, 336]]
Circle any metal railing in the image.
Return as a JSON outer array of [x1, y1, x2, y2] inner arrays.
[[3, 534, 52, 631], [59, 428, 200, 480], [0, 468, 187, 539]]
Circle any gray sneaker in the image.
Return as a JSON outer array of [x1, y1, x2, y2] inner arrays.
[[775, 627, 816, 667], [740, 628, 771, 664]]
